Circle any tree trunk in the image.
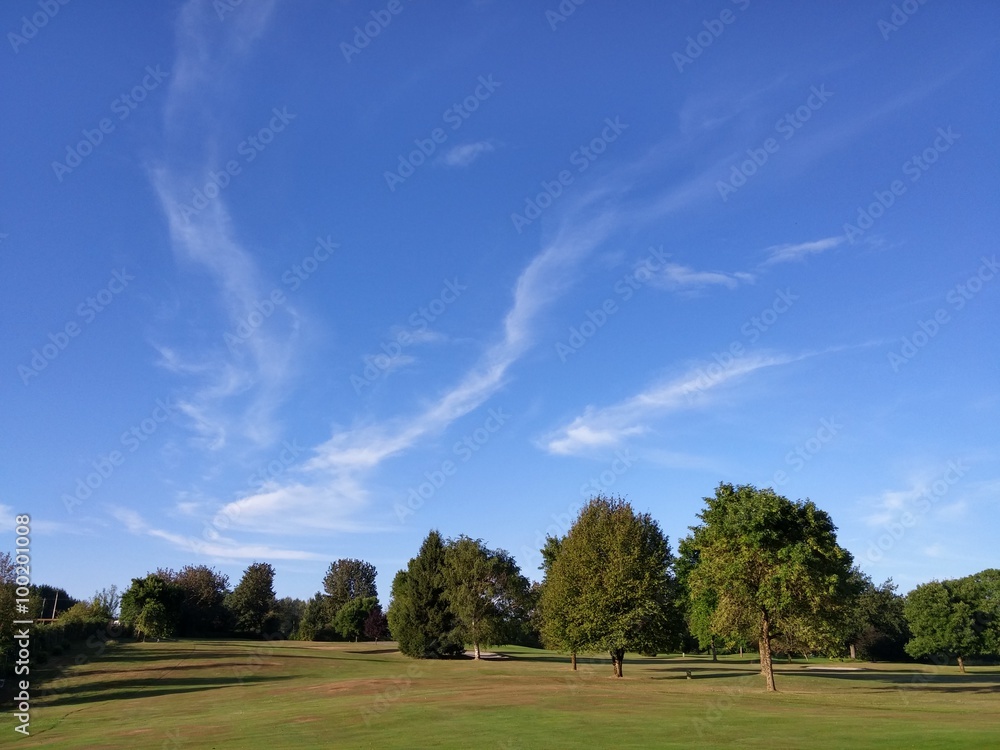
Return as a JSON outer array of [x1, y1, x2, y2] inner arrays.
[[739, 645, 743, 657], [611, 648, 625, 678], [710, 636, 717, 662], [571, 652, 577, 671], [957, 655, 965, 673], [760, 616, 777, 692], [474, 641, 481, 660], [849, 643, 856, 660]]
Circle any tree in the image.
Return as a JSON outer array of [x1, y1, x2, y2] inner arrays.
[[323, 559, 378, 615], [273, 597, 307, 639], [539, 496, 678, 678], [904, 572, 999, 672], [334, 596, 379, 641], [843, 573, 909, 661], [159, 565, 231, 635], [120, 574, 184, 640], [297, 592, 334, 641], [676, 536, 721, 661], [226, 562, 277, 635], [364, 605, 390, 643], [388, 530, 463, 658], [683, 483, 856, 691], [443, 536, 531, 659], [91, 585, 122, 621]]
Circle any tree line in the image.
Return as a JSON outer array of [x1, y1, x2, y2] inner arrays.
[[3, 483, 997, 690]]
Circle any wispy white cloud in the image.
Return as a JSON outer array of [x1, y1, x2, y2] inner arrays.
[[441, 140, 495, 167], [109, 506, 325, 560], [764, 236, 844, 265], [654, 262, 755, 291], [542, 352, 809, 456]]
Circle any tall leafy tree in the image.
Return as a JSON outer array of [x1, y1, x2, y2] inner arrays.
[[334, 596, 380, 641], [904, 572, 1000, 672], [539, 496, 678, 678], [120, 574, 184, 640], [843, 573, 909, 661], [676, 536, 720, 660], [443, 536, 531, 659], [364, 604, 390, 643], [227, 562, 278, 635], [683, 483, 857, 691], [158, 565, 231, 635], [323, 559, 378, 615], [388, 530, 463, 658]]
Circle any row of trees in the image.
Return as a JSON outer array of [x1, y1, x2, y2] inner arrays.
[[382, 485, 998, 694], [298, 558, 387, 642]]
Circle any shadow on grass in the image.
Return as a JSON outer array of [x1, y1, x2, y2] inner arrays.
[[343, 648, 398, 655], [37, 674, 296, 708]]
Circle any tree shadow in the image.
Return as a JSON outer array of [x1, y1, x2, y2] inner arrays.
[[36, 674, 295, 708]]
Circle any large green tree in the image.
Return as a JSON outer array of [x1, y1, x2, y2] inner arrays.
[[683, 483, 856, 691], [904, 570, 1000, 672], [843, 572, 909, 661], [443, 536, 531, 659], [323, 558, 378, 615], [226, 562, 278, 635], [387, 530, 463, 658], [539, 496, 678, 677], [333, 596, 379, 642], [158, 565, 231, 635], [120, 574, 184, 640]]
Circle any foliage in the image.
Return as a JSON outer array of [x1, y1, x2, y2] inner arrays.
[[683, 483, 857, 691], [539, 495, 679, 677], [904, 570, 1000, 671], [120, 574, 184, 640], [387, 530, 463, 658], [226, 562, 278, 635], [324, 559, 378, 615], [334, 596, 379, 641], [443, 535, 531, 658], [158, 565, 232, 635], [364, 604, 390, 642], [91, 585, 122, 621], [844, 573, 909, 661], [273, 596, 307, 639]]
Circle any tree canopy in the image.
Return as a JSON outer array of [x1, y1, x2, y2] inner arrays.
[[443, 535, 531, 659], [227, 562, 278, 636], [683, 483, 856, 691], [539, 495, 678, 677]]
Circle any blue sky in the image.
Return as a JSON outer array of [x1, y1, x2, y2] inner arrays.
[[2, 0, 998, 606]]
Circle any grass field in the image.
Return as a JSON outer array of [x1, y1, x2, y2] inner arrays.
[[20, 639, 1000, 749]]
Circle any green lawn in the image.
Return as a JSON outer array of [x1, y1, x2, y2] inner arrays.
[[20, 640, 1000, 749]]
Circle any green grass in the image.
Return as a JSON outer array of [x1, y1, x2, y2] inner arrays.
[[21, 640, 1000, 749]]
